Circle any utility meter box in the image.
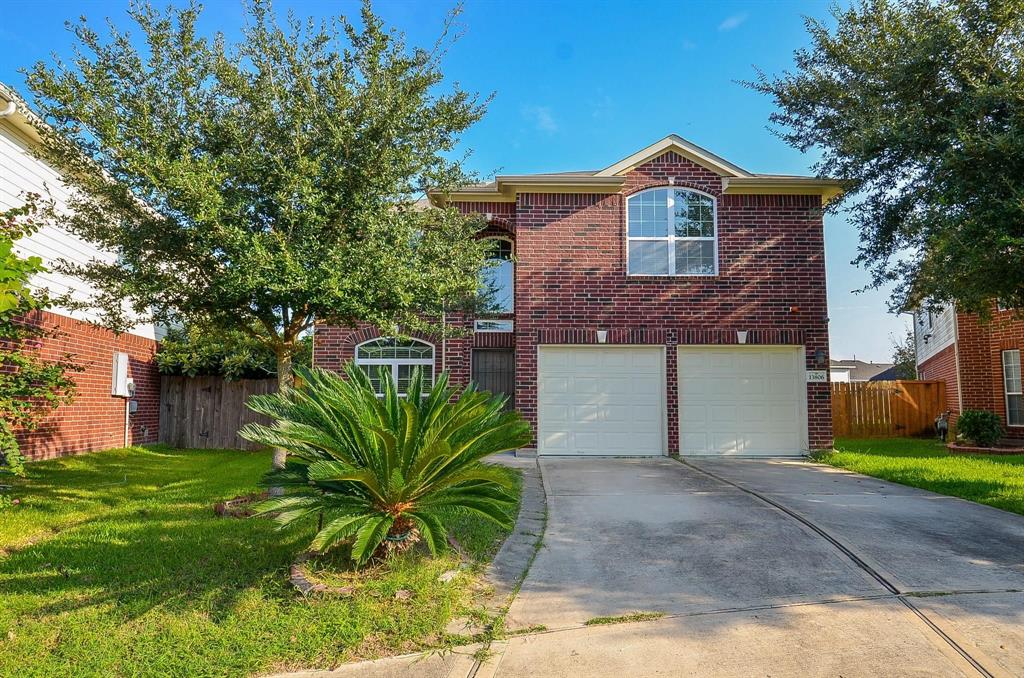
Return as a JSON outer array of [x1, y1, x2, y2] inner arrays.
[[112, 352, 131, 397]]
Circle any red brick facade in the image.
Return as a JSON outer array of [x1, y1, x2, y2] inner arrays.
[[315, 150, 832, 453], [917, 343, 961, 429], [941, 309, 1024, 439], [13, 310, 161, 460]]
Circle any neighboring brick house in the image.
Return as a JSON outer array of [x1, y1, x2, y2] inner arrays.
[[914, 304, 1024, 439], [315, 135, 841, 456], [1, 83, 162, 459]]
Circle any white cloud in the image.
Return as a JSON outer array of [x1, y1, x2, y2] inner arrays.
[[520, 104, 561, 134], [718, 13, 748, 31], [522, 105, 558, 133]]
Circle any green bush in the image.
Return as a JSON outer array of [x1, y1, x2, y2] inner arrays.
[[240, 363, 532, 566], [956, 409, 1004, 447]]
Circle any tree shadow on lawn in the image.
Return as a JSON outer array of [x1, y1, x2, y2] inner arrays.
[[1, 495, 312, 626], [1, 446, 313, 624]]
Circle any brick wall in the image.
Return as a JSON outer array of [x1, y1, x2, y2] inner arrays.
[[918, 342, 960, 428], [955, 309, 1024, 438], [12, 310, 161, 460], [314, 151, 832, 452]]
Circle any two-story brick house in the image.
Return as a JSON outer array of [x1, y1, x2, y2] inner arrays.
[[914, 304, 1024, 439], [314, 135, 842, 456]]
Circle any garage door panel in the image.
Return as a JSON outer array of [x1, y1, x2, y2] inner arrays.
[[679, 347, 806, 457], [680, 403, 707, 424], [538, 347, 665, 456]]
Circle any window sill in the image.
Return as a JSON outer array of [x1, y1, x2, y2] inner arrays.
[[624, 274, 719, 281]]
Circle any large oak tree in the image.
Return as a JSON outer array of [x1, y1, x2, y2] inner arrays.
[[752, 0, 1024, 315], [22, 0, 492, 471]]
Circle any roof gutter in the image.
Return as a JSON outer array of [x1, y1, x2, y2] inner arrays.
[[721, 176, 846, 205], [429, 174, 626, 205]]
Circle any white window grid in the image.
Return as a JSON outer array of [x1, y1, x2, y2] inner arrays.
[[355, 338, 435, 396], [1003, 349, 1022, 426], [626, 187, 718, 276]]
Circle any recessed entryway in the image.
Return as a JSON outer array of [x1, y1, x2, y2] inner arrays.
[[537, 346, 665, 456], [472, 348, 515, 410], [678, 345, 807, 456]]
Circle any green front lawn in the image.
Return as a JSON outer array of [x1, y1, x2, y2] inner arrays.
[[819, 437, 1024, 515], [0, 446, 520, 677]]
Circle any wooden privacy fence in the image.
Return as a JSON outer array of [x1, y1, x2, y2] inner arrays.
[[160, 376, 277, 449], [831, 380, 946, 438]]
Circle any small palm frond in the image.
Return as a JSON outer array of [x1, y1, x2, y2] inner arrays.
[[310, 514, 369, 553], [408, 510, 449, 556], [350, 514, 396, 565]]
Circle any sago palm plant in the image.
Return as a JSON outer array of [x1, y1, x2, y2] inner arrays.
[[239, 363, 532, 566]]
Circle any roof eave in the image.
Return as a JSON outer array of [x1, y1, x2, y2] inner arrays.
[[429, 174, 626, 205], [0, 84, 42, 143], [722, 176, 845, 205]]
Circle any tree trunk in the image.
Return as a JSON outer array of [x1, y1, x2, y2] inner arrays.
[[269, 346, 295, 496]]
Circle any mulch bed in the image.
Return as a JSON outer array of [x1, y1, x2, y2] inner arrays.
[[947, 442, 1024, 456]]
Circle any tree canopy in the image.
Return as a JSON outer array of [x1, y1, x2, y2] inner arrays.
[[156, 325, 311, 380], [22, 0, 491, 400], [752, 0, 1024, 315]]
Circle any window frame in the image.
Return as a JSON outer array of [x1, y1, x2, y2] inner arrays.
[[625, 186, 719, 277], [474, 319, 513, 332], [1002, 349, 1023, 427], [354, 337, 435, 397], [479, 236, 515, 314]]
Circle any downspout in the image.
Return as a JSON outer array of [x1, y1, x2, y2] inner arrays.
[[952, 309, 964, 413]]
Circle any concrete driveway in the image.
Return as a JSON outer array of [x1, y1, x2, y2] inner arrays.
[[493, 457, 1024, 677]]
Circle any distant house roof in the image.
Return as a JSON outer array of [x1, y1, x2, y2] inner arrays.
[[829, 359, 895, 382], [869, 365, 903, 381]]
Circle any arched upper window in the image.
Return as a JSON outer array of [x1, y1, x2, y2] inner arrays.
[[626, 187, 717, 276], [479, 237, 514, 313], [355, 337, 435, 396]]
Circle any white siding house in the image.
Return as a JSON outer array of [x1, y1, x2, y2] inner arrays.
[[0, 85, 161, 340], [913, 304, 956, 368]]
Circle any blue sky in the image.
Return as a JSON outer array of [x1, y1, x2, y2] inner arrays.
[[0, 0, 908, 362]]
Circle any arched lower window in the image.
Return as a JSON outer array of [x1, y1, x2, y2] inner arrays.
[[626, 187, 717, 276], [355, 337, 435, 396], [479, 237, 514, 314]]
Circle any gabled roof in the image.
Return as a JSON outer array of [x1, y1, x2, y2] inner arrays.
[[595, 134, 752, 178], [431, 134, 844, 205]]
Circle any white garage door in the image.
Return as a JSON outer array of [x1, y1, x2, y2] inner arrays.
[[678, 346, 806, 456], [538, 346, 665, 456]]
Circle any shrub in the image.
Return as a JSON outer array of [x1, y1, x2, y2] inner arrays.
[[956, 409, 1004, 447], [240, 363, 532, 566]]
